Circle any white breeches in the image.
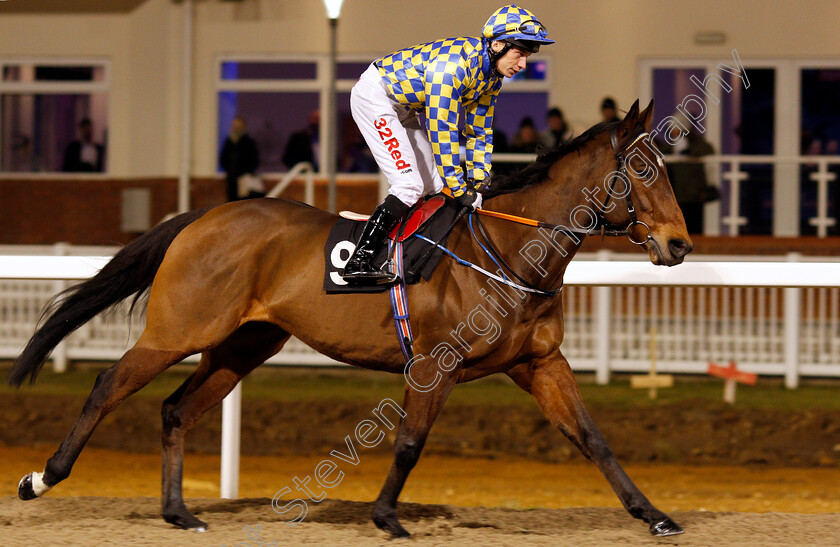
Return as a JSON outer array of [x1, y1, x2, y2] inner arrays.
[[350, 63, 443, 207]]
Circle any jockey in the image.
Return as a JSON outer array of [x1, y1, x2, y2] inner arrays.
[[342, 4, 554, 283]]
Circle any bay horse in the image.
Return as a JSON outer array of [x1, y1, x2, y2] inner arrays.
[[9, 100, 691, 538]]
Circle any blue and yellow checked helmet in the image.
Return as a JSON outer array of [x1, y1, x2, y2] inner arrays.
[[482, 4, 554, 54]]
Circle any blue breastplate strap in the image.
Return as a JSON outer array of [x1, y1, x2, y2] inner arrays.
[[413, 233, 558, 297]]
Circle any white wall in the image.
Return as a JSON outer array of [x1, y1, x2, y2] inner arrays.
[[127, 0, 182, 177], [1, 0, 839, 177]]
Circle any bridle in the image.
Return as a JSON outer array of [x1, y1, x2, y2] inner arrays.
[[468, 125, 657, 296], [475, 126, 656, 240], [602, 127, 654, 246]]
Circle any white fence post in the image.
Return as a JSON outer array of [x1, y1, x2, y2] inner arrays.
[[594, 250, 611, 385], [304, 168, 315, 206], [378, 171, 389, 203], [784, 253, 801, 389], [51, 242, 69, 373], [220, 382, 242, 499]]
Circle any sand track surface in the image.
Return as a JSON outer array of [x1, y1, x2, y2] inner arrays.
[[3, 496, 839, 546]]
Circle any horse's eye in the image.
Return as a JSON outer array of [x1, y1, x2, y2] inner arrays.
[[628, 156, 647, 174]]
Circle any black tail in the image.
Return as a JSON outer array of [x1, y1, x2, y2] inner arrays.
[[8, 208, 211, 387]]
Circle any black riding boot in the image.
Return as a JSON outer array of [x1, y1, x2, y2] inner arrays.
[[342, 195, 409, 284]]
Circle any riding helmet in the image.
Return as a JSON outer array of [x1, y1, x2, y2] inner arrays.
[[483, 4, 554, 54]]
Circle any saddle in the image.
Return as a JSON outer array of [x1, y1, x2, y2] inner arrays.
[[323, 194, 459, 294]]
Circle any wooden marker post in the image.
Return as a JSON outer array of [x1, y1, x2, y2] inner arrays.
[[630, 327, 673, 399], [707, 361, 757, 404]]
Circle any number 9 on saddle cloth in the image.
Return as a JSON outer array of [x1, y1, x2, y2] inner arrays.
[[323, 194, 460, 294]]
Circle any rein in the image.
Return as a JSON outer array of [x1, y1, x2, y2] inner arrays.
[[475, 128, 653, 243], [474, 208, 628, 237], [447, 127, 655, 297]]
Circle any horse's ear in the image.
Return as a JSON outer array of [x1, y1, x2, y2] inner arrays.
[[640, 99, 655, 131], [625, 99, 640, 123], [613, 100, 640, 140]]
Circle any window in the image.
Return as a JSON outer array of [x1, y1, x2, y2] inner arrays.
[[800, 69, 840, 236], [641, 58, 840, 238], [220, 61, 317, 81], [494, 59, 550, 155], [217, 57, 373, 174], [218, 90, 320, 174], [722, 67, 776, 235], [503, 58, 548, 82], [642, 60, 781, 236], [0, 60, 109, 173], [216, 56, 551, 175]]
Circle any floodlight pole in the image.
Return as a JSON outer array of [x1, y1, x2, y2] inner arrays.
[[326, 17, 338, 213], [178, 0, 194, 214]]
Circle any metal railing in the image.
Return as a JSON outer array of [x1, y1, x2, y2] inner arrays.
[[266, 161, 315, 204], [493, 153, 840, 238]]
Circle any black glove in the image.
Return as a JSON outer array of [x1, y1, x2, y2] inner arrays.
[[454, 188, 483, 211]]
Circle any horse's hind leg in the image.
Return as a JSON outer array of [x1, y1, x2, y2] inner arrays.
[[18, 344, 187, 500], [160, 322, 290, 531], [507, 353, 684, 537], [372, 362, 458, 538]]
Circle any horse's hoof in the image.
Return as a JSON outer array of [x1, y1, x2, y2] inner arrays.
[[373, 510, 411, 538], [18, 474, 37, 500], [650, 517, 684, 536], [163, 510, 207, 531]]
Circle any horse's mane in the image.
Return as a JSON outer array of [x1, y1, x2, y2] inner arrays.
[[484, 119, 622, 199]]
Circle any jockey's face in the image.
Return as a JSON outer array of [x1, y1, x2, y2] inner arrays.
[[492, 41, 532, 78]]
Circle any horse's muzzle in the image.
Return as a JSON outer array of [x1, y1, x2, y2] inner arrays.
[[668, 238, 693, 262], [648, 236, 693, 266]]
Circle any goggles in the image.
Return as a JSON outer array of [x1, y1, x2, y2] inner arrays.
[[498, 18, 548, 38]]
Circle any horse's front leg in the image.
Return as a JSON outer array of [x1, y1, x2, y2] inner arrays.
[[372, 359, 458, 538], [507, 353, 684, 537]]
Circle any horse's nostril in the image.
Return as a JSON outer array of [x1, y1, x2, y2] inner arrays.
[[668, 238, 692, 259]]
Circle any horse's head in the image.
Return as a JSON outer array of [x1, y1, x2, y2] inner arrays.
[[596, 99, 693, 266], [484, 101, 693, 268]]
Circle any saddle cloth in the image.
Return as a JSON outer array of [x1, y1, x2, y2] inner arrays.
[[323, 194, 459, 294]]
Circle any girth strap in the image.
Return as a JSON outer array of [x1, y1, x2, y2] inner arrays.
[[387, 240, 414, 362]]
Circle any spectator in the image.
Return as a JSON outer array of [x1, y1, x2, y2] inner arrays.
[[601, 97, 621, 123], [489, 124, 512, 177], [540, 107, 571, 149], [340, 135, 378, 173], [800, 129, 817, 155], [493, 124, 509, 154], [339, 116, 378, 173], [511, 116, 541, 153], [220, 116, 260, 202], [283, 110, 320, 171], [63, 118, 104, 172], [669, 127, 716, 234]]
